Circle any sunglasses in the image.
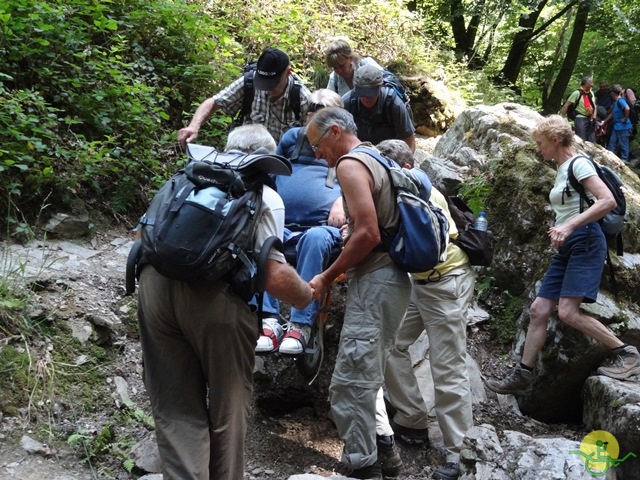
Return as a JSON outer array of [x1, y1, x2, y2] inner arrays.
[[308, 102, 326, 113]]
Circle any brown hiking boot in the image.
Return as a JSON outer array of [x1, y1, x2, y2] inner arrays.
[[484, 364, 533, 396], [597, 345, 640, 380]]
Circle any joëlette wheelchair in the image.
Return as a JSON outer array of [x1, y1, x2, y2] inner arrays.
[[274, 230, 344, 384]]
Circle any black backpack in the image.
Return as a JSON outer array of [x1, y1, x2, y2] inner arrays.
[[129, 145, 291, 301], [232, 62, 302, 129], [381, 70, 410, 105], [445, 196, 495, 266]]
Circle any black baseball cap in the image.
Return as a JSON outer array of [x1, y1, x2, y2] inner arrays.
[[254, 48, 290, 91]]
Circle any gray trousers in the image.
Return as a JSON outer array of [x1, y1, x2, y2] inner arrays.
[[330, 265, 411, 469], [385, 267, 475, 463], [137, 266, 258, 480]]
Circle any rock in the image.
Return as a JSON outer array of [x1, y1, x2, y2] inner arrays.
[[20, 435, 51, 456], [42, 212, 91, 238], [113, 376, 131, 405], [130, 432, 162, 473], [582, 375, 640, 479], [459, 424, 607, 479]]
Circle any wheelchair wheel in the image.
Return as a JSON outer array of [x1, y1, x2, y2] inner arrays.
[[295, 320, 322, 379]]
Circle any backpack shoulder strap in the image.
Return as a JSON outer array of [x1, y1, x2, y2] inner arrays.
[[289, 129, 307, 163], [566, 155, 596, 211], [290, 79, 302, 121], [240, 69, 255, 122], [348, 146, 395, 170], [382, 87, 396, 125]]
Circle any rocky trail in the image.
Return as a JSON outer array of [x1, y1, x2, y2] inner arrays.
[[0, 229, 600, 479]]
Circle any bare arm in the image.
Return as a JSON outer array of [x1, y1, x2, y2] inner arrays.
[[403, 134, 416, 152], [310, 159, 380, 299], [178, 98, 220, 149], [561, 100, 573, 116], [548, 175, 616, 248], [265, 259, 312, 309]]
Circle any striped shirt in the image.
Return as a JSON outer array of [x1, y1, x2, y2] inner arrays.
[[213, 75, 310, 142]]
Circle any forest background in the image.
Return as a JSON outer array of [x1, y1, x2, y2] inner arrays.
[[1, 0, 640, 236], [1, 0, 639, 475]]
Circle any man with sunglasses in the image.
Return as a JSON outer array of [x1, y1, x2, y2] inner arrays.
[[255, 89, 346, 356], [178, 48, 311, 145], [308, 107, 412, 479]]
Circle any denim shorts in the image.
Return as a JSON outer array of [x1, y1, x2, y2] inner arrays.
[[537, 222, 606, 303]]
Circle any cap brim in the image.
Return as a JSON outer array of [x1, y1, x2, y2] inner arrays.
[[187, 144, 292, 176], [253, 74, 283, 91], [354, 86, 380, 98]]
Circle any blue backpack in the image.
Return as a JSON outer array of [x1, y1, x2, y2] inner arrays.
[[350, 147, 449, 272]]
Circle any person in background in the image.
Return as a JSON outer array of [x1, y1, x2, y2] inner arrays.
[[255, 89, 346, 355], [307, 107, 412, 480], [594, 81, 612, 112], [343, 64, 416, 152], [561, 75, 597, 143], [377, 139, 475, 480], [137, 124, 313, 480], [325, 39, 384, 96], [178, 48, 311, 145], [607, 84, 633, 161], [485, 115, 640, 398]]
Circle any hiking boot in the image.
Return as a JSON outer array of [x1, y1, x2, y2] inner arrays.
[[597, 345, 640, 380], [279, 322, 311, 355], [255, 317, 284, 353], [336, 462, 383, 479], [391, 421, 429, 446], [484, 364, 533, 396], [376, 435, 402, 477], [432, 462, 460, 480]]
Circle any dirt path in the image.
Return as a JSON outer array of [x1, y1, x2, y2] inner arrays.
[[0, 230, 584, 479]]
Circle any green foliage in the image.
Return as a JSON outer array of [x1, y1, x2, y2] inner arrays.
[[489, 291, 524, 346], [458, 176, 494, 216], [0, 0, 242, 233], [68, 401, 153, 472]]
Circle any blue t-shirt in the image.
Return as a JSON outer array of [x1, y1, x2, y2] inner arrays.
[[612, 98, 633, 131], [275, 127, 342, 227]]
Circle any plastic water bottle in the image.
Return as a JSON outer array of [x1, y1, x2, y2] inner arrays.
[[475, 211, 488, 231]]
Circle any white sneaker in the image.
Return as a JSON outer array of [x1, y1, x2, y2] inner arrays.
[[279, 323, 311, 355], [255, 317, 284, 353]]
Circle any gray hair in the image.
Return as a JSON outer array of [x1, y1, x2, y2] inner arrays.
[[309, 89, 344, 109], [611, 84, 622, 94], [580, 75, 592, 86], [376, 139, 415, 167], [225, 124, 276, 154], [325, 39, 362, 68], [309, 107, 357, 135]]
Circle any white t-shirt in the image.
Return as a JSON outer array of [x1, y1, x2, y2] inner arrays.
[[549, 156, 597, 226], [326, 57, 384, 96], [255, 185, 286, 262]]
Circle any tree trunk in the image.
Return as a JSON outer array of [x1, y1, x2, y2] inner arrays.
[[543, 1, 590, 115], [541, 7, 575, 105], [495, 0, 549, 87]]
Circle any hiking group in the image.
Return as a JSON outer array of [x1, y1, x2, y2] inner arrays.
[[132, 42, 640, 480], [562, 76, 638, 161]]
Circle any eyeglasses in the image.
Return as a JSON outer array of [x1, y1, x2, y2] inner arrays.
[[308, 102, 326, 113], [310, 128, 330, 153]]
